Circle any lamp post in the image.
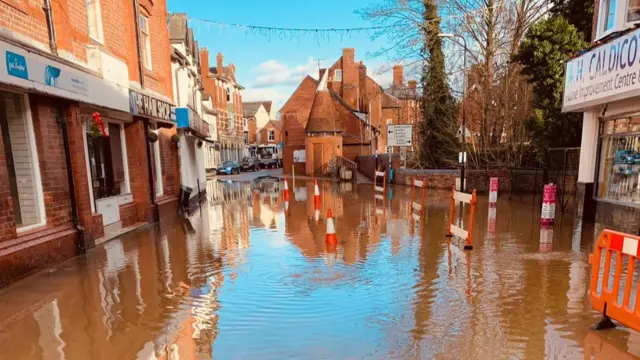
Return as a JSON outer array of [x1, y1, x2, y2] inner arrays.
[[438, 33, 467, 192]]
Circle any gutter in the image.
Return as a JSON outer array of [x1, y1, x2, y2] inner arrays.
[[43, 0, 57, 55]]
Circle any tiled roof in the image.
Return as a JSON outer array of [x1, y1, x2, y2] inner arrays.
[[242, 102, 263, 117], [210, 66, 235, 82], [382, 93, 401, 108], [168, 13, 187, 41], [305, 91, 343, 133], [262, 101, 273, 113], [385, 84, 418, 100]]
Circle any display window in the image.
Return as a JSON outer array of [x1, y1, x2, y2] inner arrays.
[[597, 117, 640, 204]]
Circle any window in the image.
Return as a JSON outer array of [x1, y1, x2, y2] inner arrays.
[[243, 118, 248, 128], [268, 130, 275, 141], [86, 122, 129, 200], [244, 131, 249, 145], [86, 0, 104, 42], [139, 14, 152, 70], [226, 88, 231, 102], [334, 69, 342, 82], [629, 0, 640, 22], [150, 125, 163, 196], [596, 117, 640, 205], [602, 0, 616, 33], [229, 114, 235, 130], [0, 92, 45, 231]]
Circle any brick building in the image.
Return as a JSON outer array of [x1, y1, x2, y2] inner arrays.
[[199, 49, 245, 163], [0, 0, 178, 286], [281, 48, 410, 175], [384, 65, 420, 153]]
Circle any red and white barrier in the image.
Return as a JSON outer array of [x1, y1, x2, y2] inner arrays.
[[540, 224, 553, 252], [489, 177, 498, 204], [541, 184, 557, 225]]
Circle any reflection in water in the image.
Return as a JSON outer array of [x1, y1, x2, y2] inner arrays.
[[0, 178, 637, 359]]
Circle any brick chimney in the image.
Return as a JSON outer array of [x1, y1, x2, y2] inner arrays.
[[408, 80, 417, 89], [393, 65, 404, 86], [358, 61, 367, 112], [342, 48, 357, 108], [217, 52, 223, 74], [200, 48, 209, 77], [229, 63, 236, 76]]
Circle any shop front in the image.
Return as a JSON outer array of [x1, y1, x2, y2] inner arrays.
[[564, 27, 640, 233], [129, 89, 179, 220], [176, 107, 210, 214]]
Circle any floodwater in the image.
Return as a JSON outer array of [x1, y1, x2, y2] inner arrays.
[[0, 177, 639, 359]]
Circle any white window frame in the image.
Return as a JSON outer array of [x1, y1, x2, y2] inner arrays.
[[226, 88, 231, 102], [596, 0, 640, 40], [268, 130, 275, 141], [334, 69, 342, 82], [139, 13, 152, 70], [86, 0, 104, 43], [83, 120, 132, 208], [7, 93, 47, 233]]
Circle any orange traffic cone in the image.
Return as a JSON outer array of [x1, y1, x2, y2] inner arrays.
[[283, 179, 290, 201], [313, 180, 321, 208], [326, 208, 337, 246], [315, 208, 320, 224], [325, 240, 337, 267]]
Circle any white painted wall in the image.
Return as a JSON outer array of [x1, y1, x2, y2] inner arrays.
[[577, 111, 599, 183], [254, 106, 270, 132]]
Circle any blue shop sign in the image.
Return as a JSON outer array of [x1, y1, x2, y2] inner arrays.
[[175, 107, 210, 138], [6, 51, 28, 79]]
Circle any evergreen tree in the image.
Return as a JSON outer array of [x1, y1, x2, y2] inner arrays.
[[513, 16, 588, 163], [550, 0, 594, 41], [418, 0, 459, 168]]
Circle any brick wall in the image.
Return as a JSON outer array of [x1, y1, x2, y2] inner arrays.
[[140, 0, 173, 98], [29, 95, 72, 228], [125, 120, 152, 222], [158, 127, 179, 197], [305, 136, 342, 176], [281, 76, 318, 146], [259, 122, 282, 145], [283, 145, 305, 175], [0, 1, 51, 51], [119, 203, 137, 227]]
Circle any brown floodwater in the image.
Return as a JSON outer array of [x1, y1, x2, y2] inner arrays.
[[0, 177, 639, 359]]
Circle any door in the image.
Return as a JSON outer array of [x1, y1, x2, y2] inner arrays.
[[313, 143, 323, 175]]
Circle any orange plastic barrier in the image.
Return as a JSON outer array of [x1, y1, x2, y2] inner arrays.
[[589, 229, 640, 331], [446, 187, 477, 250], [408, 177, 427, 217], [583, 331, 637, 360], [373, 170, 386, 216]]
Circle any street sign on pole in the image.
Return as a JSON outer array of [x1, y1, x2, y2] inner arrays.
[[387, 124, 412, 147]]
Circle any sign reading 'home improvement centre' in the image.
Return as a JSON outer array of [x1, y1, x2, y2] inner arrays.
[[563, 28, 640, 112]]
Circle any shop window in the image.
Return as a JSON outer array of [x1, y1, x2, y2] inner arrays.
[[150, 125, 163, 196], [268, 130, 275, 141], [86, 0, 104, 43], [0, 92, 45, 231], [597, 117, 640, 204], [139, 13, 152, 70], [86, 122, 130, 200]]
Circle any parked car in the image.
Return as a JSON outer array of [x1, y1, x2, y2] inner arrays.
[[217, 161, 240, 175], [241, 157, 260, 172]]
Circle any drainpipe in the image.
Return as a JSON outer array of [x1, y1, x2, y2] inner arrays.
[[144, 120, 157, 220], [57, 106, 87, 252], [132, 0, 145, 88], [43, 0, 58, 55]]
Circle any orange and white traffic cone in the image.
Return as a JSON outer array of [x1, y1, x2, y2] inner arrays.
[[314, 208, 320, 224], [283, 179, 290, 202], [313, 180, 321, 208], [326, 208, 337, 246], [325, 240, 337, 267]]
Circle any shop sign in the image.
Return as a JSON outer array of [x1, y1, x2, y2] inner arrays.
[[175, 107, 211, 138], [563, 28, 640, 112], [3, 48, 88, 96], [129, 89, 174, 123]]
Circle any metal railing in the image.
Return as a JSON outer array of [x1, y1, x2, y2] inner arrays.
[[333, 155, 358, 182]]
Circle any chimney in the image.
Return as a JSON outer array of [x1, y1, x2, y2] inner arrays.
[[342, 48, 357, 108], [393, 65, 404, 86], [200, 48, 209, 77], [358, 62, 367, 112], [217, 52, 223, 74], [408, 80, 417, 89], [229, 63, 236, 75]]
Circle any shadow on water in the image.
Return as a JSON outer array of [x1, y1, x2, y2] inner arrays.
[[0, 178, 638, 359]]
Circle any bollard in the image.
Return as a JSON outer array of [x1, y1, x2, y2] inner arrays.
[[487, 205, 496, 239], [541, 184, 557, 225], [314, 179, 321, 208], [489, 177, 498, 204]]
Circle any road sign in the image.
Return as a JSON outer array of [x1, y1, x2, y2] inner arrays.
[[387, 124, 412, 147]]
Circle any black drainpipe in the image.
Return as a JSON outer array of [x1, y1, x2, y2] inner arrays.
[[43, 0, 58, 55], [144, 120, 158, 221], [57, 106, 87, 252], [132, 0, 145, 88]]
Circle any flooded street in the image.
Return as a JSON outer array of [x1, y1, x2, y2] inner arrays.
[[1, 178, 639, 359]]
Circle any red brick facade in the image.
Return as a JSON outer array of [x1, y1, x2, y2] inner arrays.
[[0, 0, 177, 286], [259, 121, 282, 146]]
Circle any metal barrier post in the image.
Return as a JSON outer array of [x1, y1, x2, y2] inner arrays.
[[447, 187, 455, 237], [465, 190, 477, 250]]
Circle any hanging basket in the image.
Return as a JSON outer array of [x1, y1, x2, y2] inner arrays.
[[89, 112, 107, 138], [171, 134, 180, 143], [197, 140, 204, 148], [148, 130, 158, 143]]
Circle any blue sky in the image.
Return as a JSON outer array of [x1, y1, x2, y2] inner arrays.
[[167, 0, 404, 112]]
